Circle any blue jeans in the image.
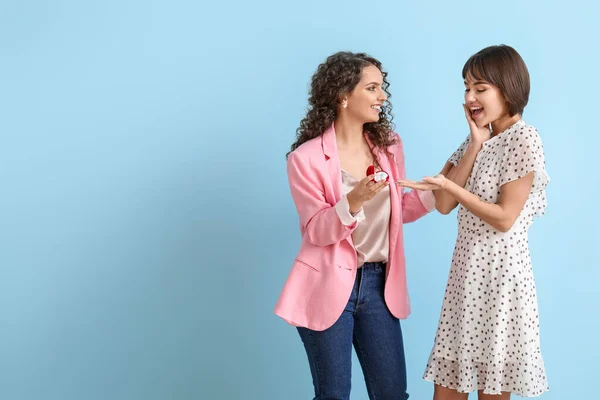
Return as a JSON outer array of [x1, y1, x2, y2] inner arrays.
[[297, 262, 409, 400]]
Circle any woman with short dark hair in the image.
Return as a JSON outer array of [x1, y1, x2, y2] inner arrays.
[[401, 45, 550, 400]]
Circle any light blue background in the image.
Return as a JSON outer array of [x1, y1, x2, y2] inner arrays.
[[1, 0, 597, 399]]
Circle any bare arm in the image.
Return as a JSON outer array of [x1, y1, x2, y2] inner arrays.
[[434, 104, 491, 214], [434, 141, 483, 214], [399, 123, 548, 232], [428, 172, 534, 232]]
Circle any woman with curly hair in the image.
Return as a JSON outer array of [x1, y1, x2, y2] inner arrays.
[[274, 51, 436, 399]]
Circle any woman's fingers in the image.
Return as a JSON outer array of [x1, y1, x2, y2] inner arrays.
[[370, 180, 388, 193], [463, 103, 479, 130], [398, 179, 438, 190], [360, 175, 375, 187], [364, 180, 388, 199], [397, 179, 418, 186], [463, 103, 473, 123], [397, 179, 421, 187]]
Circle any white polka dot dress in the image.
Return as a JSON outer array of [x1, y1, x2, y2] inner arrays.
[[423, 120, 550, 397]]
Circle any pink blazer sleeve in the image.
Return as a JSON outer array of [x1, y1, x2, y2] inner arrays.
[[287, 151, 357, 247]]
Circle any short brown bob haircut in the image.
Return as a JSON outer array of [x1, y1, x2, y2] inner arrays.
[[462, 45, 530, 117]]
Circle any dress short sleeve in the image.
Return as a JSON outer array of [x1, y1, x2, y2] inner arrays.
[[499, 126, 550, 216], [448, 135, 471, 166]]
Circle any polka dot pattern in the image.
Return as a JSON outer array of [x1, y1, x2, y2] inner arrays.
[[423, 120, 550, 397]]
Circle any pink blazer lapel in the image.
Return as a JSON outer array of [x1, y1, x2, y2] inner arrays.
[[321, 124, 343, 204]]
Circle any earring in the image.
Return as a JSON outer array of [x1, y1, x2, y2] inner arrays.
[[343, 101, 347, 109]]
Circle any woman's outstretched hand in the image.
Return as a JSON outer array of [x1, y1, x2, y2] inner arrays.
[[396, 174, 448, 191]]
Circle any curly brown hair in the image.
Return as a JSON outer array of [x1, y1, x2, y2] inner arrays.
[[287, 51, 396, 158]]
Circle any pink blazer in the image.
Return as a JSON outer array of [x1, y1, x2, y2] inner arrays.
[[274, 124, 433, 331]]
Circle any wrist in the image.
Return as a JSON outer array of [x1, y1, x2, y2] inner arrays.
[[441, 176, 454, 192], [347, 192, 363, 214], [468, 141, 483, 152]]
